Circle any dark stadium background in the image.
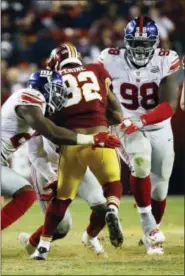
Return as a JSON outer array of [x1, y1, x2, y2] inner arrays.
[[1, 0, 185, 195]]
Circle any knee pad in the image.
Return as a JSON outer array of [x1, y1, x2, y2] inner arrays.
[[151, 175, 169, 201], [131, 156, 151, 178]]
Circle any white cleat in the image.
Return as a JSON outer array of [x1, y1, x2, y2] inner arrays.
[[147, 229, 165, 246], [82, 231, 106, 256], [139, 235, 164, 255], [18, 232, 36, 255], [105, 208, 124, 247], [30, 246, 49, 260]]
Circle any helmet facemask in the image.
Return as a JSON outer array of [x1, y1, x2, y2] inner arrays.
[[124, 36, 159, 67], [44, 82, 68, 114]]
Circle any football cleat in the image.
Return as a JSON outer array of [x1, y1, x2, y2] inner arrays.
[[139, 235, 164, 255], [31, 246, 49, 260], [105, 208, 124, 247], [147, 229, 165, 246], [18, 232, 36, 255], [82, 231, 106, 256]]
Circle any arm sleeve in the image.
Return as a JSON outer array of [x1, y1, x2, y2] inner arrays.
[[27, 135, 57, 181]]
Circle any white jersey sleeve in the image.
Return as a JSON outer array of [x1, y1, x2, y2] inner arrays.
[[97, 48, 112, 64], [1, 88, 46, 164], [159, 49, 180, 78], [27, 135, 57, 181], [15, 88, 46, 114]]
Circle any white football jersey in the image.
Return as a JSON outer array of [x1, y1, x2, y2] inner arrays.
[[42, 137, 58, 169], [98, 48, 180, 130], [1, 88, 46, 165]]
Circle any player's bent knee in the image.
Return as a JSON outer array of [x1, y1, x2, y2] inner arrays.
[[131, 157, 150, 178], [152, 183, 169, 201], [86, 193, 106, 208], [13, 184, 33, 196]]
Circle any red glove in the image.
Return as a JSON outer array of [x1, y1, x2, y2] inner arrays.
[[120, 118, 143, 135], [40, 178, 57, 201], [93, 132, 120, 148]]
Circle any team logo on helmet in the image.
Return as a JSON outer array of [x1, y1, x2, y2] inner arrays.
[[124, 16, 159, 66]]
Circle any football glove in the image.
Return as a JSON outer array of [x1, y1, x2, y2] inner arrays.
[[120, 118, 144, 135], [93, 132, 120, 148]]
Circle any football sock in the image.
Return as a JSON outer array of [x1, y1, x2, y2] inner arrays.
[[140, 212, 157, 236], [130, 175, 157, 235], [86, 181, 122, 238], [29, 226, 67, 247], [151, 198, 166, 224], [103, 181, 123, 208], [29, 225, 43, 246], [1, 190, 36, 230], [41, 198, 71, 238], [130, 175, 151, 207], [86, 210, 106, 238]]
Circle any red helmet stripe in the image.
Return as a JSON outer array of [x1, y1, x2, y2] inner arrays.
[[139, 16, 144, 33]]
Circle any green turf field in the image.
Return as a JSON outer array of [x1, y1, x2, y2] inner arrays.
[[1, 196, 184, 275]]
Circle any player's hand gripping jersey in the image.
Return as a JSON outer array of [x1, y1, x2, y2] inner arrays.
[[54, 63, 111, 129], [98, 47, 180, 130], [1, 88, 46, 165]]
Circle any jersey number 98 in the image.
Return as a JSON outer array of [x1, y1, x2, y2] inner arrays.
[[121, 82, 159, 110]]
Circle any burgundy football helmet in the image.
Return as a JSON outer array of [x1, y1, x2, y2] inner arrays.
[[46, 43, 82, 70]]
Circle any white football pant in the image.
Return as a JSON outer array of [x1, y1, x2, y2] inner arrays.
[[1, 166, 32, 197], [114, 122, 174, 201]]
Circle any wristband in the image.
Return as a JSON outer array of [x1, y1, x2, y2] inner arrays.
[[77, 134, 94, 145]]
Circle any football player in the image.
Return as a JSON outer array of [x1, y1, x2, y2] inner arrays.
[[31, 43, 124, 260], [98, 16, 180, 254], [18, 135, 107, 255], [1, 69, 120, 231]]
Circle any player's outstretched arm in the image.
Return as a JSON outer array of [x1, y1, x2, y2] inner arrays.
[[16, 105, 120, 148], [17, 105, 79, 145], [106, 80, 124, 125]]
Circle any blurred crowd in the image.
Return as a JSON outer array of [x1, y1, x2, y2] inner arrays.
[[1, 0, 185, 103]]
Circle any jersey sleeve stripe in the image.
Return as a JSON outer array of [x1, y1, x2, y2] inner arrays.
[[23, 92, 44, 102], [97, 58, 104, 64], [169, 60, 180, 71], [20, 95, 44, 105], [171, 57, 179, 65]]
